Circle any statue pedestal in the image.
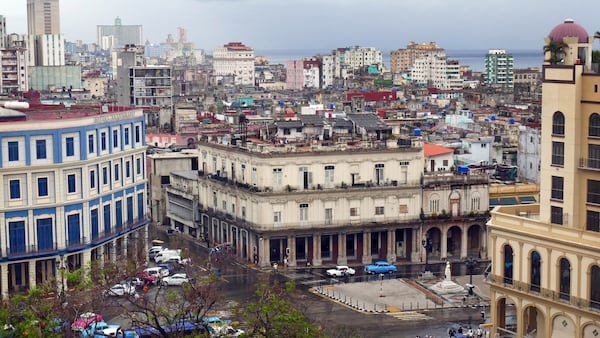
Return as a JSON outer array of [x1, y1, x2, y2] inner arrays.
[[420, 271, 435, 281]]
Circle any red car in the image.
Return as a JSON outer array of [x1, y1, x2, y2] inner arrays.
[[136, 271, 158, 285]]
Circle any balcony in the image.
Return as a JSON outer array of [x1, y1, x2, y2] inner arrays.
[[579, 157, 600, 170], [6, 242, 58, 257]]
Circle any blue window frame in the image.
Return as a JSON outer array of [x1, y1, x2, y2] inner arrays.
[[67, 174, 76, 193], [36, 140, 47, 159], [67, 214, 80, 246], [9, 180, 20, 199], [88, 134, 94, 153], [114, 164, 120, 181], [90, 170, 96, 189], [8, 141, 18, 161], [66, 137, 74, 157], [113, 130, 118, 148], [101, 132, 106, 150], [36, 218, 53, 251], [137, 193, 144, 220], [103, 204, 111, 234], [9, 221, 25, 254], [135, 125, 140, 143], [136, 158, 141, 175], [115, 200, 122, 229], [126, 161, 131, 178], [38, 177, 48, 196], [91, 209, 99, 240], [127, 196, 133, 225], [102, 167, 108, 185], [124, 128, 130, 145]]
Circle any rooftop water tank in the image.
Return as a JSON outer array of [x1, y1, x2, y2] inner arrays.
[[414, 128, 422, 136]]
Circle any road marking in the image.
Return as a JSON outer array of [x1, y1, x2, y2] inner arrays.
[[387, 311, 432, 321]]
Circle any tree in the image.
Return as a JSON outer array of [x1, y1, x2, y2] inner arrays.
[[240, 277, 323, 338], [544, 39, 568, 64]]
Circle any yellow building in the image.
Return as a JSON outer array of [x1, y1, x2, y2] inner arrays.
[[487, 19, 600, 337]]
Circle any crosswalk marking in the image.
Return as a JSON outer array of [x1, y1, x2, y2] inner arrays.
[[387, 311, 432, 321]]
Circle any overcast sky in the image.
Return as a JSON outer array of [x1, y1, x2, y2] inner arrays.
[[2, 0, 599, 52]]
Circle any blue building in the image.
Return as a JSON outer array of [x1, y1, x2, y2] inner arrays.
[[0, 103, 149, 298]]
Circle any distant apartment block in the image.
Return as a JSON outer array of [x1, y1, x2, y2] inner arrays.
[[0, 15, 6, 49], [97, 17, 143, 50], [286, 59, 320, 90], [213, 42, 255, 86], [0, 42, 28, 94], [411, 54, 462, 90], [390, 41, 445, 73], [484, 49, 514, 88]]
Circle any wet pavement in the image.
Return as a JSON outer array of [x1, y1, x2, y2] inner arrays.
[[106, 230, 493, 337]]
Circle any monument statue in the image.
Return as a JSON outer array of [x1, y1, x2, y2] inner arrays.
[[445, 261, 451, 281], [429, 260, 465, 295]]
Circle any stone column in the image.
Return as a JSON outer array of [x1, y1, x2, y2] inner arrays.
[[441, 229, 448, 260], [362, 231, 372, 265], [481, 225, 488, 260], [411, 228, 421, 262], [0, 264, 7, 300], [461, 226, 468, 259], [82, 250, 92, 283], [287, 235, 296, 267], [110, 240, 117, 263], [312, 234, 322, 266], [28, 260, 37, 291], [259, 236, 269, 268], [387, 229, 397, 262], [337, 233, 347, 265]]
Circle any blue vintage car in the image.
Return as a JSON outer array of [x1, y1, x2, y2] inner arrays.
[[364, 261, 397, 274]]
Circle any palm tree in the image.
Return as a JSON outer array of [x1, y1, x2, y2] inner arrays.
[[544, 39, 568, 65]]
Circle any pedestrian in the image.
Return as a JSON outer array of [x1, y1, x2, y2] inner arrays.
[[273, 262, 278, 273], [284, 256, 288, 269], [307, 260, 312, 273], [143, 285, 149, 293]]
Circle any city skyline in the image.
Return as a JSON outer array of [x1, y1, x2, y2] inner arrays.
[[2, 0, 600, 52]]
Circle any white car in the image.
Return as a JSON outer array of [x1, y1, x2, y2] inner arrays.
[[161, 273, 190, 286], [144, 266, 169, 278], [326, 265, 356, 277], [104, 283, 136, 297]]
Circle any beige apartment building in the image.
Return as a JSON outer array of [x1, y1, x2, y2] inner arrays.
[[487, 19, 600, 337], [163, 115, 490, 270], [390, 41, 444, 74]]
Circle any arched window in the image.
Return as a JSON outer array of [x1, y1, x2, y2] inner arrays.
[[530, 251, 541, 292], [503, 245, 513, 285], [553, 111, 565, 135], [590, 113, 600, 137], [591, 265, 600, 309], [559, 258, 571, 301]]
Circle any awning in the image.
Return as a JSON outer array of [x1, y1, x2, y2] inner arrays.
[[519, 196, 537, 204], [152, 239, 165, 245], [500, 197, 518, 205], [489, 198, 500, 207]]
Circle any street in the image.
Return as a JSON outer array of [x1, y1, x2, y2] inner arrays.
[[146, 231, 491, 338]]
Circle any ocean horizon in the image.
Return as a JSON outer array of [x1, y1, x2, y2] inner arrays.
[[255, 48, 544, 73]]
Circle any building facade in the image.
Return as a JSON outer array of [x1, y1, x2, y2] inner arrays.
[[484, 49, 514, 88], [0, 44, 28, 94], [0, 104, 149, 299], [27, 0, 60, 36], [390, 42, 445, 74], [487, 19, 600, 337], [163, 115, 490, 271], [212, 42, 255, 86], [96, 17, 143, 50]]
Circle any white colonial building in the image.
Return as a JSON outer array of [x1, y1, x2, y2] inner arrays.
[[212, 42, 255, 86]]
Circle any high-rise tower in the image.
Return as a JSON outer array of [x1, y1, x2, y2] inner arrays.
[[27, 0, 61, 35]]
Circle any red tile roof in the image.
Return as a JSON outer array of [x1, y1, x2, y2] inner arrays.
[[424, 143, 454, 157]]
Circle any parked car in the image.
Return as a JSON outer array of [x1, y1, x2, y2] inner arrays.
[[126, 276, 145, 287], [71, 312, 103, 332], [144, 266, 169, 278], [148, 246, 166, 259], [161, 273, 190, 286], [154, 249, 181, 263], [158, 263, 176, 274], [364, 261, 397, 274], [326, 265, 356, 277], [103, 283, 136, 297], [136, 271, 159, 285]]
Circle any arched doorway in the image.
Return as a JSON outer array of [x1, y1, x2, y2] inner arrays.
[[523, 305, 544, 337], [496, 297, 517, 336], [425, 227, 442, 260], [447, 226, 462, 259], [467, 224, 481, 257]]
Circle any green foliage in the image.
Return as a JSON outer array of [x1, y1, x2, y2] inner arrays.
[[593, 50, 600, 64], [241, 278, 323, 338], [543, 40, 568, 64]]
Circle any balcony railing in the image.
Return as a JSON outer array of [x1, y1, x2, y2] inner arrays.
[[579, 158, 600, 170], [6, 242, 58, 257]]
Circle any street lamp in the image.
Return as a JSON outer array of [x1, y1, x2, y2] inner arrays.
[[421, 234, 432, 272], [465, 257, 478, 296]]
